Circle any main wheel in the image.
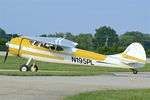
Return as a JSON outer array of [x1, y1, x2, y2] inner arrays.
[[20, 65, 28, 72], [29, 64, 38, 72], [132, 69, 138, 74]]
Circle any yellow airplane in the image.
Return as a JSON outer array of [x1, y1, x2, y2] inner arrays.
[[4, 36, 146, 74]]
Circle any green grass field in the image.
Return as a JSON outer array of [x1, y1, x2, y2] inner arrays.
[[63, 89, 150, 100], [0, 56, 150, 76]]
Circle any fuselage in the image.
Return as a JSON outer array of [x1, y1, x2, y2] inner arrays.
[[7, 37, 145, 69]]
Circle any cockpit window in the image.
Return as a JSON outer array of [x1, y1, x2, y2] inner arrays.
[[34, 41, 40, 46], [49, 44, 55, 50], [44, 43, 50, 49], [30, 40, 34, 44], [30, 40, 39, 46], [56, 46, 63, 51], [40, 43, 50, 49], [29, 40, 63, 51]]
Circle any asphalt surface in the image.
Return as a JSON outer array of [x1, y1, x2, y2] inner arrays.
[[0, 73, 150, 100]]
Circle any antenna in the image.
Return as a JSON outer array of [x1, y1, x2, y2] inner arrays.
[[105, 36, 108, 46]]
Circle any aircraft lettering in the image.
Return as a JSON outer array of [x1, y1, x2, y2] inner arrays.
[[72, 56, 94, 65]]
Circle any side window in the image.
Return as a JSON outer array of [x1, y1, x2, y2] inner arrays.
[[44, 43, 50, 49], [56, 46, 63, 51], [49, 44, 55, 50], [29, 40, 63, 51], [34, 41, 40, 46], [40, 43, 50, 49], [30, 40, 37, 45], [30, 40, 40, 47], [49, 44, 63, 51], [30, 40, 34, 45]]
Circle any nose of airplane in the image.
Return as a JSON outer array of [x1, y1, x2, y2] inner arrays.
[[6, 42, 10, 47]]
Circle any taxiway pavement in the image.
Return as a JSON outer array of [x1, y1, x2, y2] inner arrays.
[[0, 73, 150, 100]]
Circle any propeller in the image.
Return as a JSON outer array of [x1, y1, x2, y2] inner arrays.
[[4, 34, 12, 63], [4, 42, 10, 63], [4, 49, 9, 63], [4, 34, 19, 63]]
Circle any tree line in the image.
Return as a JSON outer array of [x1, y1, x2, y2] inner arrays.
[[0, 28, 19, 51], [0, 26, 150, 57], [40, 26, 150, 57]]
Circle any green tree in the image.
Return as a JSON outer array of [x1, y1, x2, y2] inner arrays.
[[65, 32, 76, 41], [119, 31, 150, 51], [0, 28, 7, 39], [0, 38, 7, 45], [117, 46, 126, 53], [47, 32, 65, 38], [0, 28, 8, 51], [75, 33, 94, 51], [94, 26, 119, 49], [146, 49, 150, 58], [97, 43, 124, 55], [111, 43, 118, 54], [143, 34, 150, 50], [40, 34, 47, 37], [119, 31, 144, 46], [97, 46, 111, 55]]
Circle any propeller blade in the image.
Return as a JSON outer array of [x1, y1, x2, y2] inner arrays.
[[4, 50, 9, 63], [4, 40, 10, 63], [4, 41, 9, 64]]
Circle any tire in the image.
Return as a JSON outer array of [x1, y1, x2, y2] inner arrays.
[[133, 70, 138, 74], [29, 64, 38, 72], [20, 65, 28, 72], [132, 69, 138, 74]]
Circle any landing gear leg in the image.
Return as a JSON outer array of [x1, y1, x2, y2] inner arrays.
[[29, 61, 38, 72], [20, 58, 32, 72], [131, 69, 138, 74]]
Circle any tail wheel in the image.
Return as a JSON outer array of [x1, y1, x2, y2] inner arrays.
[[29, 64, 38, 72], [20, 65, 28, 72], [131, 69, 138, 74]]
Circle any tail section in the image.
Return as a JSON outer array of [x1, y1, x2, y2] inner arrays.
[[121, 43, 146, 68]]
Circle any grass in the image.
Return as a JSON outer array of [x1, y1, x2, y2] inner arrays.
[[63, 89, 150, 100], [0, 56, 150, 76]]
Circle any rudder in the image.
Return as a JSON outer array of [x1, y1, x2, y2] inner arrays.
[[121, 43, 146, 68]]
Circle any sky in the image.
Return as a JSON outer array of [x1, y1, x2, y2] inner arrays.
[[0, 0, 150, 36]]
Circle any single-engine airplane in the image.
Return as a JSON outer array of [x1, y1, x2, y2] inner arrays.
[[4, 36, 146, 74]]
